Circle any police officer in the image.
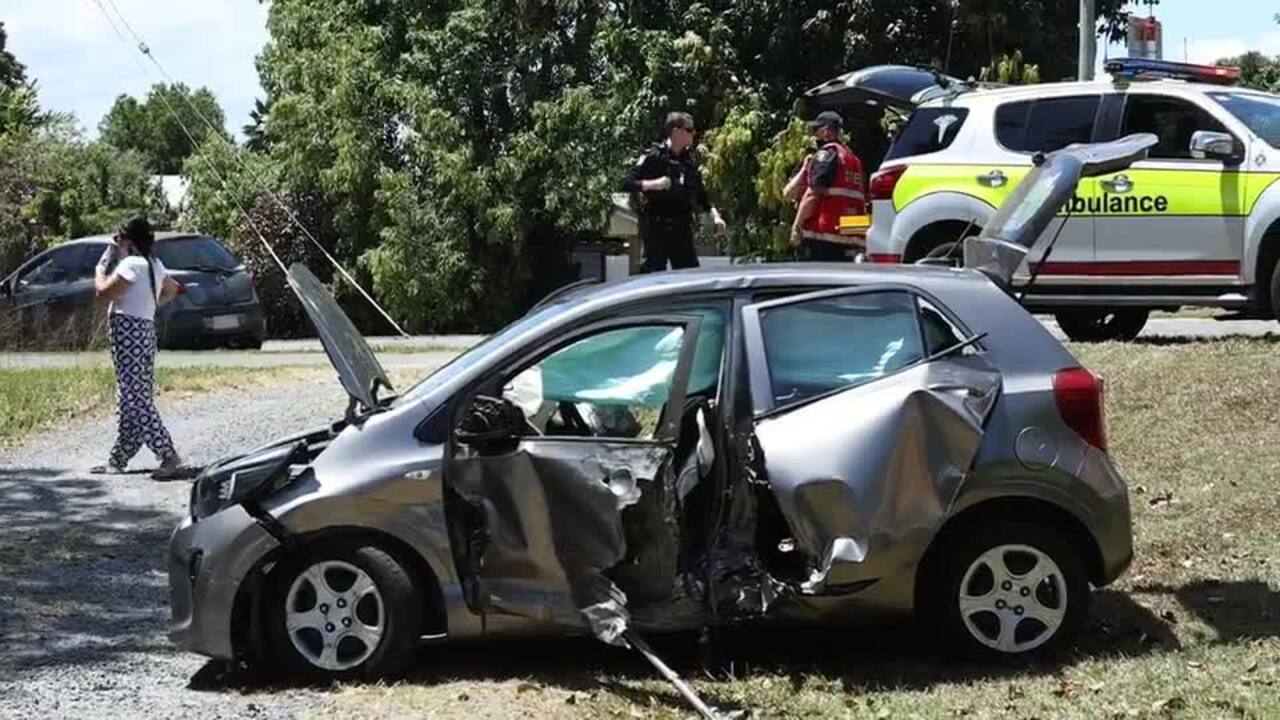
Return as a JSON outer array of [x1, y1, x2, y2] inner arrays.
[[785, 110, 867, 261], [621, 112, 726, 273]]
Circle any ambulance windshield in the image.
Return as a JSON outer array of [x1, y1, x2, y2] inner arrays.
[[1211, 92, 1280, 148]]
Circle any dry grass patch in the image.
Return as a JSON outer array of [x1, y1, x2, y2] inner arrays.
[[0, 365, 318, 447]]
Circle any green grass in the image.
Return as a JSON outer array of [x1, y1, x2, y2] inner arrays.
[[311, 337, 1280, 720], [0, 365, 306, 447]]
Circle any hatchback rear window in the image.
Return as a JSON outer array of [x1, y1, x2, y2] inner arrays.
[[884, 107, 970, 161], [154, 236, 239, 271], [996, 95, 1101, 153]]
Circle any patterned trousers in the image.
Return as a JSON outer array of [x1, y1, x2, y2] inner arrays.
[[108, 313, 176, 468]]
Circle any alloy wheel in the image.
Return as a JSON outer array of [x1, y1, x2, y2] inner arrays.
[[285, 560, 385, 671], [957, 544, 1067, 654]]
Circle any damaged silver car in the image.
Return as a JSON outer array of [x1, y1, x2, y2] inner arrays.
[[169, 136, 1155, 680]]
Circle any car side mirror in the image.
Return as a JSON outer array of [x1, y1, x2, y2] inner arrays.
[[1189, 130, 1240, 162], [455, 395, 526, 451]]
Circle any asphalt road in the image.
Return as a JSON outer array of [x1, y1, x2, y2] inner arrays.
[[2, 318, 1276, 371]]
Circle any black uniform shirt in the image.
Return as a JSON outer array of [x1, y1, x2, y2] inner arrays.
[[620, 143, 711, 221], [808, 146, 840, 189]]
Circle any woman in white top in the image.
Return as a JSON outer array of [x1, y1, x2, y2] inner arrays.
[[91, 216, 184, 476]]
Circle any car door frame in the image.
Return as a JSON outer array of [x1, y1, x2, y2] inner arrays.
[[742, 283, 982, 418], [441, 312, 706, 627], [737, 283, 1002, 593]]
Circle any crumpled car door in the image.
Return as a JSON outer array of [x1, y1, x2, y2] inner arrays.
[[740, 287, 1001, 593], [445, 315, 703, 643]]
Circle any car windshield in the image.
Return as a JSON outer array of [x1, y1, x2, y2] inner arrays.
[[1210, 91, 1280, 148], [392, 299, 573, 407], [154, 236, 238, 271]]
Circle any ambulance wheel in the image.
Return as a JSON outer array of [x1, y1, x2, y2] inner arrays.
[[1054, 308, 1149, 342], [1269, 257, 1280, 321]]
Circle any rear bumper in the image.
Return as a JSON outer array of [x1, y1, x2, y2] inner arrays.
[[1079, 448, 1134, 586], [169, 505, 280, 660], [159, 302, 266, 345]]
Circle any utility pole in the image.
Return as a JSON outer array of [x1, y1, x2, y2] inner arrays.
[[1078, 0, 1097, 80]]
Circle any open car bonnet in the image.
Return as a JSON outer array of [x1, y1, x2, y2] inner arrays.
[[963, 133, 1160, 288], [285, 263, 393, 414]]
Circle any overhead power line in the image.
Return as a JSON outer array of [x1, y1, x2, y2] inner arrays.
[[91, 0, 410, 338]]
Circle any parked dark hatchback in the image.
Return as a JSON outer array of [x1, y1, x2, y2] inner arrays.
[[0, 232, 267, 348]]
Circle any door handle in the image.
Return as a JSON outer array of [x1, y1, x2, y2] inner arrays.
[[975, 169, 1007, 188], [1101, 174, 1134, 194]]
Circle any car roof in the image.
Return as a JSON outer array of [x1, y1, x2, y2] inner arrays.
[[556, 262, 992, 307], [931, 78, 1241, 107], [60, 232, 215, 246]]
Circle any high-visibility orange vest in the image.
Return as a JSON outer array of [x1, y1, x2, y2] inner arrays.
[[802, 142, 866, 246]]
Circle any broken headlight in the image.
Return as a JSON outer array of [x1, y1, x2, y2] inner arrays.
[[191, 441, 306, 520]]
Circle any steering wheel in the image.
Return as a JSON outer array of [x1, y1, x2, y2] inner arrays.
[[556, 401, 595, 437]]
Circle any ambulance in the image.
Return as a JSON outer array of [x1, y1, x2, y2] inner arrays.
[[807, 59, 1280, 340]]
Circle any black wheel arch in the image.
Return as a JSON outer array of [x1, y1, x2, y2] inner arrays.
[[1254, 219, 1280, 314], [913, 496, 1106, 615], [229, 526, 448, 663]]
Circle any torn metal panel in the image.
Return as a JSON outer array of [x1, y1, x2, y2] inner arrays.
[[752, 358, 1000, 592], [448, 441, 676, 638]]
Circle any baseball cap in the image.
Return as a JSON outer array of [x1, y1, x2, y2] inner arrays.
[[807, 111, 844, 130]]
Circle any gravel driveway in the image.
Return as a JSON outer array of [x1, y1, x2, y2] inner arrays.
[[0, 373, 355, 719]]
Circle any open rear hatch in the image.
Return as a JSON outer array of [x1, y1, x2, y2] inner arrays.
[[803, 64, 967, 115]]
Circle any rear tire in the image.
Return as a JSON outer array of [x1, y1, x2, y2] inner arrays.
[[1054, 308, 1149, 342], [265, 540, 423, 682], [923, 521, 1090, 661], [1269, 255, 1280, 321]]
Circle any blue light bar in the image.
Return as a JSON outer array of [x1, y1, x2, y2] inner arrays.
[[1105, 57, 1240, 85]]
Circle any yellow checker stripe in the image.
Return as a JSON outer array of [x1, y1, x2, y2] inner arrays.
[[892, 164, 1280, 217]]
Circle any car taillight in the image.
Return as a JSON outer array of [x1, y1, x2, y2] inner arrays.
[[1053, 367, 1108, 452], [869, 164, 907, 202]]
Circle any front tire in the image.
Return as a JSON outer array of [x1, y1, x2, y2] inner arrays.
[[925, 521, 1089, 660], [265, 541, 423, 681], [1054, 308, 1149, 342]]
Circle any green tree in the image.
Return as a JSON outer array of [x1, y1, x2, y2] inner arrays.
[[1219, 51, 1280, 93], [0, 22, 26, 90], [979, 51, 1042, 85], [187, 0, 1131, 334], [99, 82, 230, 174]]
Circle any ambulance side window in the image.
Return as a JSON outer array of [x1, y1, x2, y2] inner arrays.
[[1121, 95, 1230, 160], [995, 95, 1101, 154]]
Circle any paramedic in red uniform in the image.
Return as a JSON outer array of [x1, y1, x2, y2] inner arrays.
[[785, 110, 867, 261]]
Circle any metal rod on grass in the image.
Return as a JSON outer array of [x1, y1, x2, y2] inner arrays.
[[622, 630, 723, 720]]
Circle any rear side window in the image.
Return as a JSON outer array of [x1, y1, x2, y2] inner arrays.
[[996, 95, 1101, 153], [154, 236, 238, 271], [884, 107, 970, 161], [758, 290, 925, 407]]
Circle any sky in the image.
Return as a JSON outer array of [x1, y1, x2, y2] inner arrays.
[[1098, 0, 1280, 69], [1, 0, 269, 139], [0, 1, 1277, 140]]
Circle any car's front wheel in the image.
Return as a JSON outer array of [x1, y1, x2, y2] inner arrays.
[[1054, 307, 1149, 342], [928, 522, 1089, 660], [265, 541, 423, 681]]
